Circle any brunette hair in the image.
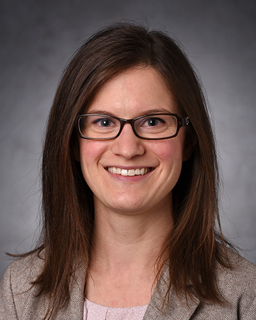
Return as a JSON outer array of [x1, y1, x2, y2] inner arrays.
[[22, 22, 231, 317]]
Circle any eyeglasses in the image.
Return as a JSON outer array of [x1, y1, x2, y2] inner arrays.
[[76, 113, 190, 140]]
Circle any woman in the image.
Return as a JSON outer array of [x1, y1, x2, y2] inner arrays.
[[0, 23, 256, 320]]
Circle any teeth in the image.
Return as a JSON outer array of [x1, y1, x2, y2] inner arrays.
[[107, 167, 150, 176], [121, 169, 128, 176], [135, 169, 140, 175], [128, 170, 135, 176]]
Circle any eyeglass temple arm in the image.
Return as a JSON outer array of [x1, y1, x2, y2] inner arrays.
[[181, 117, 190, 127]]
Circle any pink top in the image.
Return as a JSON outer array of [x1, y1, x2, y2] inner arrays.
[[84, 299, 148, 320]]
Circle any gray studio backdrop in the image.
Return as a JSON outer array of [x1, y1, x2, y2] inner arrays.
[[1, 0, 256, 277]]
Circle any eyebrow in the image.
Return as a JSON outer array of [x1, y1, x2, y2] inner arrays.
[[85, 108, 173, 118]]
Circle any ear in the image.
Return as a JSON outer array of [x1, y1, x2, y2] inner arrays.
[[183, 131, 197, 161]]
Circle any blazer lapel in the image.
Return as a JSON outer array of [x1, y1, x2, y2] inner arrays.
[[143, 268, 200, 320]]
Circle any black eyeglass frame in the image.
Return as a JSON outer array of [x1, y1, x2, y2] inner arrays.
[[76, 113, 190, 140]]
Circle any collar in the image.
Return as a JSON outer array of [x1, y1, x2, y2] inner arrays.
[[143, 266, 200, 320]]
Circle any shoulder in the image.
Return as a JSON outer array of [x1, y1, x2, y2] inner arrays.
[[147, 253, 256, 319], [0, 251, 85, 319], [216, 250, 256, 296], [1, 251, 45, 293], [207, 250, 256, 318], [0, 251, 45, 319]]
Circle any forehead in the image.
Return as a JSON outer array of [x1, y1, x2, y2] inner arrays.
[[85, 66, 179, 117]]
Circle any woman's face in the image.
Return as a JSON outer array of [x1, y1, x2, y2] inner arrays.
[[78, 67, 188, 216]]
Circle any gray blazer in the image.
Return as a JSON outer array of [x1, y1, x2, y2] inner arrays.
[[0, 251, 256, 319]]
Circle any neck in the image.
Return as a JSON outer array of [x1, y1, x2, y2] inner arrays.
[[90, 198, 174, 276]]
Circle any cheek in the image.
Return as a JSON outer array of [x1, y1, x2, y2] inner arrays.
[[151, 139, 184, 163], [79, 140, 104, 160], [151, 139, 184, 189], [78, 140, 107, 175]]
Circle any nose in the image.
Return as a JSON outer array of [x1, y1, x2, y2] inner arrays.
[[111, 123, 145, 159]]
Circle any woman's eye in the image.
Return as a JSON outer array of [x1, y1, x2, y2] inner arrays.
[[143, 117, 164, 127], [94, 118, 114, 127]]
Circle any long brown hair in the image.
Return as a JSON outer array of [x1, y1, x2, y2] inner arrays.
[[19, 23, 231, 317]]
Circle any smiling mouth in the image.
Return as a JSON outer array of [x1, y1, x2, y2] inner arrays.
[[107, 167, 151, 176]]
